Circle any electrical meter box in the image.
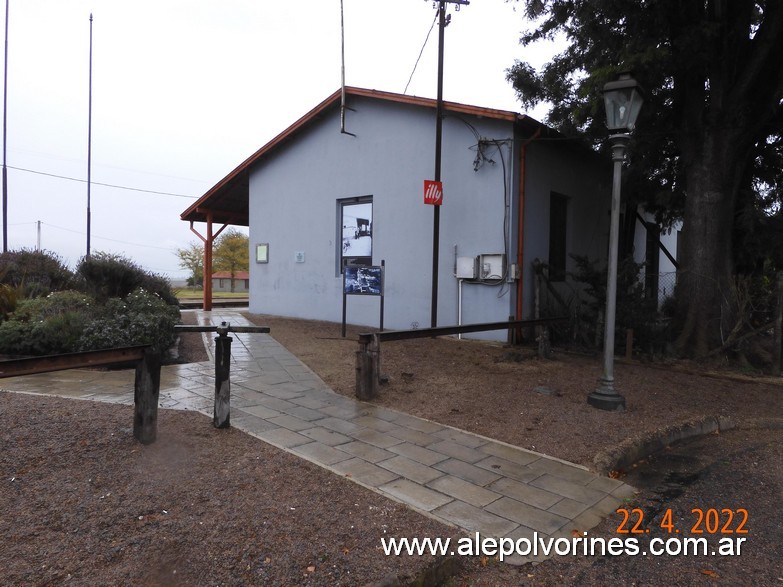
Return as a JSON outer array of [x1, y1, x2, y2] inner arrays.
[[478, 253, 506, 280], [456, 256, 478, 279]]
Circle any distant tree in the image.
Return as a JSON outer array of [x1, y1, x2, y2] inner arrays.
[[213, 229, 249, 293], [175, 242, 204, 288], [507, 0, 783, 356]]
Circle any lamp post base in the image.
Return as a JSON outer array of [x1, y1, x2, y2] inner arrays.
[[587, 379, 626, 411]]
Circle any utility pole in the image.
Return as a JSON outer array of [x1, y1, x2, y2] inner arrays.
[[430, 0, 468, 329], [86, 13, 93, 259]]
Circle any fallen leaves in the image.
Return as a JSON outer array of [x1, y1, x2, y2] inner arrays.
[[701, 569, 720, 578]]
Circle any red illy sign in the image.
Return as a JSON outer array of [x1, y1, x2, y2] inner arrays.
[[423, 180, 443, 206]]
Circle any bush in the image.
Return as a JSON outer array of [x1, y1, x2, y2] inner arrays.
[[76, 252, 178, 305], [0, 249, 75, 298], [570, 254, 666, 354], [0, 284, 17, 319], [0, 291, 95, 356], [78, 288, 180, 353]]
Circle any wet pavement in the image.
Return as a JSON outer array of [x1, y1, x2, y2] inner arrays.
[[1, 308, 636, 565]]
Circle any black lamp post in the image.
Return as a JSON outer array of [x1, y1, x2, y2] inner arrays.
[[587, 72, 644, 411]]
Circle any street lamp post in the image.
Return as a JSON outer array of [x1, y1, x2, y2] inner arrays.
[[587, 72, 644, 412]]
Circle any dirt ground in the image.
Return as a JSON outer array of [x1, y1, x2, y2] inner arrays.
[[2, 312, 781, 586]]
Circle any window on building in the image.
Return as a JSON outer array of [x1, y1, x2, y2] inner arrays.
[[548, 192, 568, 281], [338, 196, 373, 272]]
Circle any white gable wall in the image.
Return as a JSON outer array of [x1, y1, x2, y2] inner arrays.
[[248, 96, 519, 339]]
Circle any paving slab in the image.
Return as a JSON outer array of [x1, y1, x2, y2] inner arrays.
[[0, 307, 636, 567]]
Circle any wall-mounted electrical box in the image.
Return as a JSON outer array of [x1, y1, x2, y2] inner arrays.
[[478, 253, 506, 280], [456, 256, 478, 279]]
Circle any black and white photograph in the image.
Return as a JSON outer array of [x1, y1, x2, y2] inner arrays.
[[340, 202, 372, 267], [343, 264, 382, 295]]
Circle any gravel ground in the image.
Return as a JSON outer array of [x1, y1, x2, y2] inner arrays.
[[1, 311, 781, 585], [0, 393, 462, 586]]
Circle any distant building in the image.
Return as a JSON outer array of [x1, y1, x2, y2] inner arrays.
[[631, 209, 680, 307], [211, 271, 249, 293]]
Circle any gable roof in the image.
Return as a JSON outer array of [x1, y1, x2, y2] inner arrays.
[[181, 86, 545, 226]]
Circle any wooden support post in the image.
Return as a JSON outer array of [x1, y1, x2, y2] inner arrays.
[[134, 348, 161, 445], [214, 326, 232, 428], [356, 334, 380, 400]]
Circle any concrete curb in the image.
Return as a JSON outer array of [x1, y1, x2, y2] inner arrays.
[[592, 416, 783, 476]]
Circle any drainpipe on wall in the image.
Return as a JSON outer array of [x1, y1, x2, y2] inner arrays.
[[515, 126, 542, 340]]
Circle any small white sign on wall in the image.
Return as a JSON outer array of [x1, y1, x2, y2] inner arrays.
[[295, 251, 305, 263]]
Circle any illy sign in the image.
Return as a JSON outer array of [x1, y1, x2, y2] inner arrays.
[[423, 180, 443, 206]]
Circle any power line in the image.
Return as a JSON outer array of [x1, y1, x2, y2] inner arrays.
[[7, 164, 199, 198], [42, 221, 176, 251]]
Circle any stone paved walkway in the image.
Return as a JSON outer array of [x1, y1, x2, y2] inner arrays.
[[1, 308, 634, 565]]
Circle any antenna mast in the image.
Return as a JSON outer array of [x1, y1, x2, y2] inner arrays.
[[2, 0, 9, 252], [86, 13, 93, 258]]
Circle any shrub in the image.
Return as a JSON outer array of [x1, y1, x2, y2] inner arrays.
[[78, 288, 180, 353], [0, 291, 95, 356], [0, 284, 17, 319], [76, 252, 178, 305], [570, 254, 665, 354], [0, 249, 75, 298]]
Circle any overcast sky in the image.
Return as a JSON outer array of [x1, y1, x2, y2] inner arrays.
[[2, 0, 559, 280]]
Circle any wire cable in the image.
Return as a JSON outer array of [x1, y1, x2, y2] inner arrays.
[[7, 165, 199, 198], [42, 222, 175, 251], [403, 10, 438, 95]]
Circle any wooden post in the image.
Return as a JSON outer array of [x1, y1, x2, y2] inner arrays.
[[625, 329, 634, 361], [356, 334, 380, 400], [537, 326, 551, 359], [214, 325, 232, 428], [134, 347, 161, 445], [774, 272, 783, 376]]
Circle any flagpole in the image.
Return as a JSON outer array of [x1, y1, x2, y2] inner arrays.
[[86, 13, 92, 258], [2, 0, 10, 252]]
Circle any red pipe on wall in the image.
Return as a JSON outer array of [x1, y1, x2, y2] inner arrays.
[[516, 127, 542, 331]]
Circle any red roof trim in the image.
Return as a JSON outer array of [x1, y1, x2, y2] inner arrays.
[[211, 271, 249, 279]]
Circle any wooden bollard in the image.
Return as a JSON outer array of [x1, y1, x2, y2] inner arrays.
[[356, 334, 380, 401], [214, 325, 232, 429], [134, 347, 161, 444]]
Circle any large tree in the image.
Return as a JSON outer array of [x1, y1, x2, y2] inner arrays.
[[508, 0, 783, 356], [213, 229, 249, 293]]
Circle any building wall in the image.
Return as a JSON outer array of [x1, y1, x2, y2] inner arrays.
[[212, 278, 249, 293], [633, 211, 680, 306], [248, 96, 519, 340], [520, 140, 610, 318]]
